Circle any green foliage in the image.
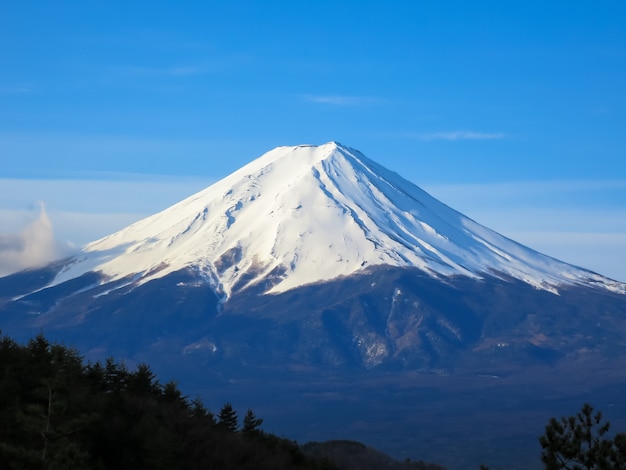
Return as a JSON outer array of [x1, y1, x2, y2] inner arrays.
[[0, 332, 335, 470], [483, 404, 626, 470], [217, 402, 239, 432], [242, 408, 264, 435], [539, 403, 626, 469]]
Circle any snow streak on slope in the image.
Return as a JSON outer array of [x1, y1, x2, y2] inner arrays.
[[50, 142, 624, 297]]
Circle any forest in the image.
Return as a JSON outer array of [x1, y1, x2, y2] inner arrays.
[[0, 333, 443, 470]]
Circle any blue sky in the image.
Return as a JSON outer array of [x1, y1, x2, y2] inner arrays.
[[1, 1, 625, 281]]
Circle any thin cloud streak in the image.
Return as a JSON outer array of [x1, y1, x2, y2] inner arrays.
[[122, 65, 207, 76], [303, 94, 383, 106], [417, 131, 505, 141], [0, 86, 32, 94], [427, 179, 626, 194], [424, 179, 626, 211], [102, 63, 212, 79]]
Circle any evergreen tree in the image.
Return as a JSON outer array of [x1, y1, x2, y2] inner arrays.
[[161, 380, 187, 406], [217, 402, 238, 432], [190, 397, 216, 425], [242, 408, 264, 435], [126, 363, 159, 397], [539, 403, 626, 469]]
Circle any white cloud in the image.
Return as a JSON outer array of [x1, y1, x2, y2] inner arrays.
[[0, 177, 214, 264], [0, 204, 75, 277]]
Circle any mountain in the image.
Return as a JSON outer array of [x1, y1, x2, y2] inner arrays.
[[1, 142, 626, 469], [22, 141, 624, 297]]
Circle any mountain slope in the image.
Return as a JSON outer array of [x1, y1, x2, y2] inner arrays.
[[36, 142, 624, 301]]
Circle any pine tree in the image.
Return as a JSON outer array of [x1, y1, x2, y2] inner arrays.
[[161, 380, 187, 407], [539, 403, 626, 469], [217, 403, 238, 433], [242, 408, 264, 435], [126, 363, 159, 397]]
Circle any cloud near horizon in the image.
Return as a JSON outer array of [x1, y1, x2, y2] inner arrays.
[[0, 204, 73, 277]]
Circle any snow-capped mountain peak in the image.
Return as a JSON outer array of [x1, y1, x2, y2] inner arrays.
[[50, 142, 624, 298]]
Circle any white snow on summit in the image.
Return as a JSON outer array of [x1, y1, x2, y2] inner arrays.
[[50, 142, 625, 297]]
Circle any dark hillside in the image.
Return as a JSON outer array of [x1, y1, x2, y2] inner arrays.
[[0, 332, 337, 470]]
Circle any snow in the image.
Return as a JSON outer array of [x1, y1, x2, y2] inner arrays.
[[46, 142, 625, 297]]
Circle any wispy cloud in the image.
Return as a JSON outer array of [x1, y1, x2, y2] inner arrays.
[[0, 86, 32, 94], [417, 131, 505, 141], [304, 94, 383, 106], [123, 65, 206, 77], [424, 179, 626, 211], [103, 63, 208, 78]]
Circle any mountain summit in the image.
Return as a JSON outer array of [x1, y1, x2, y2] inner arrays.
[[44, 142, 623, 299]]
